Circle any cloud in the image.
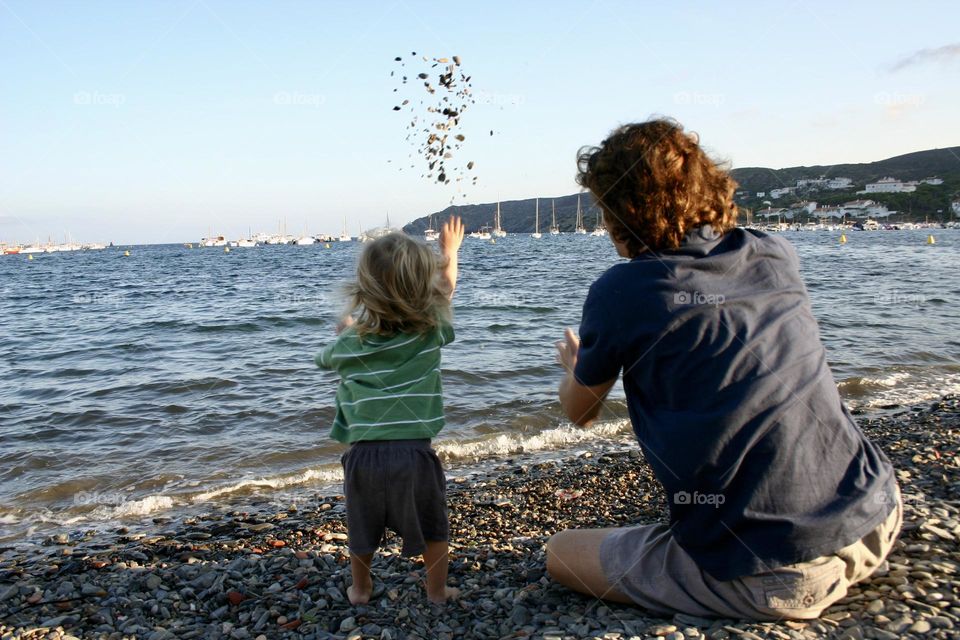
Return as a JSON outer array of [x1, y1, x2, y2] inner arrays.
[[890, 43, 960, 72]]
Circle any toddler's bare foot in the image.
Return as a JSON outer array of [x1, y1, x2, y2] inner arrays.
[[427, 585, 460, 605], [347, 583, 371, 605]]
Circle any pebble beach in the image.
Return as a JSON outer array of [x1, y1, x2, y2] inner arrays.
[[1, 396, 958, 640]]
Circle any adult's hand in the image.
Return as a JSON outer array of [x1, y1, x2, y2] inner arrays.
[[555, 327, 580, 373]]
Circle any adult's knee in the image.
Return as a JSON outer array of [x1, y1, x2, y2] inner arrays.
[[545, 529, 574, 582]]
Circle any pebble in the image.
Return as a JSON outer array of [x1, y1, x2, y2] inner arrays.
[[909, 619, 932, 634], [866, 598, 885, 614], [649, 623, 677, 636]]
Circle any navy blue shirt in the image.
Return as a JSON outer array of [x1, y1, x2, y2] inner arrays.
[[575, 226, 896, 581]]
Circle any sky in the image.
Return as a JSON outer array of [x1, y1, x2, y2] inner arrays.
[[1, 0, 958, 245]]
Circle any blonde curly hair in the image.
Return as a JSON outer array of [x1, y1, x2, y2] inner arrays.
[[345, 233, 451, 337]]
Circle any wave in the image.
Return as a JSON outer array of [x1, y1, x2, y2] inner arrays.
[[839, 370, 960, 409], [82, 494, 177, 520], [190, 467, 343, 504], [435, 419, 632, 462]]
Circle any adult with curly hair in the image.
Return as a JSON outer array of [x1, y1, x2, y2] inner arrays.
[[546, 119, 901, 620]]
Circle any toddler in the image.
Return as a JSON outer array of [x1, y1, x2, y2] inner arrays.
[[315, 217, 463, 605]]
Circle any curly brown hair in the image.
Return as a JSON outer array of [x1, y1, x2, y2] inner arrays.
[[345, 232, 451, 337], [576, 118, 738, 256]]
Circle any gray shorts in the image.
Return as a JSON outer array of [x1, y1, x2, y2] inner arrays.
[[340, 439, 448, 556], [600, 485, 903, 620]]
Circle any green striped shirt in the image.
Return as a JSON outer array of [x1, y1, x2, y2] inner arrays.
[[315, 323, 455, 443]]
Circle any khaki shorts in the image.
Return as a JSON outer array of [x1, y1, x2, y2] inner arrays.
[[600, 487, 903, 620]]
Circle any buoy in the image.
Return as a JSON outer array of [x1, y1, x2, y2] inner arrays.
[[224, 246, 230, 253], [490, 239, 496, 244], [325, 243, 331, 248], [28, 254, 33, 260], [123, 250, 130, 257], [927, 235, 936, 245], [839, 234, 847, 244]]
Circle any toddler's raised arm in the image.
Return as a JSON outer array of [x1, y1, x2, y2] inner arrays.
[[439, 216, 464, 300]]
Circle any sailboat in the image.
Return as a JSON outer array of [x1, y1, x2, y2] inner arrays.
[[237, 226, 257, 247], [549, 200, 560, 235], [575, 195, 587, 234], [424, 215, 439, 242], [492, 201, 507, 238], [531, 199, 542, 239], [590, 209, 608, 237], [295, 222, 316, 245], [339, 216, 352, 242]]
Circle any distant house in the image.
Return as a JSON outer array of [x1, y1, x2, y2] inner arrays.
[[921, 177, 944, 185], [860, 177, 917, 193], [769, 187, 796, 199], [952, 200, 960, 215], [756, 191, 766, 198], [815, 206, 845, 219], [796, 201, 818, 215], [758, 207, 788, 219], [841, 199, 894, 218], [826, 177, 852, 189], [796, 177, 829, 189]]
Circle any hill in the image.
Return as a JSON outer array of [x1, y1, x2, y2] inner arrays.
[[403, 193, 603, 235], [402, 146, 960, 233], [729, 146, 960, 193]]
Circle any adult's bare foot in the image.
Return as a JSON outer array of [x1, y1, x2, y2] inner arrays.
[[427, 585, 460, 605], [347, 583, 371, 606]]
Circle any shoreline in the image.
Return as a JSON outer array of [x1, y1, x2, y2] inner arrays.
[[1, 396, 958, 639]]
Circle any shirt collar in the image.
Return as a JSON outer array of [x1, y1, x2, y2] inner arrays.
[[682, 224, 722, 246]]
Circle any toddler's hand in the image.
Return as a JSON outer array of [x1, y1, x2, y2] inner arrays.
[[336, 314, 355, 335], [555, 327, 580, 372], [440, 216, 464, 255]]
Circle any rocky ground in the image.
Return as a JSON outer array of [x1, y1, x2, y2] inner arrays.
[[1, 397, 958, 640]]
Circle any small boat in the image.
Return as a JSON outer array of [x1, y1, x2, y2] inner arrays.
[[2, 246, 20, 255], [200, 235, 227, 247], [295, 235, 316, 245], [531, 199, 542, 239], [339, 216, 352, 242], [424, 215, 439, 242], [549, 200, 560, 235], [469, 226, 492, 240], [575, 195, 587, 234], [492, 202, 507, 238], [236, 238, 257, 247], [590, 209, 607, 237]]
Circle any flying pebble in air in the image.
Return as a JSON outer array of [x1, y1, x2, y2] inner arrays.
[[390, 53, 477, 198]]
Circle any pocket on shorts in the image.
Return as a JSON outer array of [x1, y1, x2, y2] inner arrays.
[[742, 557, 845, 610]]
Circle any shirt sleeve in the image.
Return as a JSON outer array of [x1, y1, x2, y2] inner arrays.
[[573, 279, 622, 386], [314, 343, 335, 369], [439, 321, 455, 346]]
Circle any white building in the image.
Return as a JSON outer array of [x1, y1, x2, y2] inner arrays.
[[770, 187, 796, 199], [841, 199, 894, 218], [816, 206, 845, 219], [861, 177, 916, 193], [796, 177, 829, 189], [759, 207, 788, 219], [952, 200, 960, 215], [756, 191, 766, 198], [922, 177, 944, 185], [826, 177, 853, 189]]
